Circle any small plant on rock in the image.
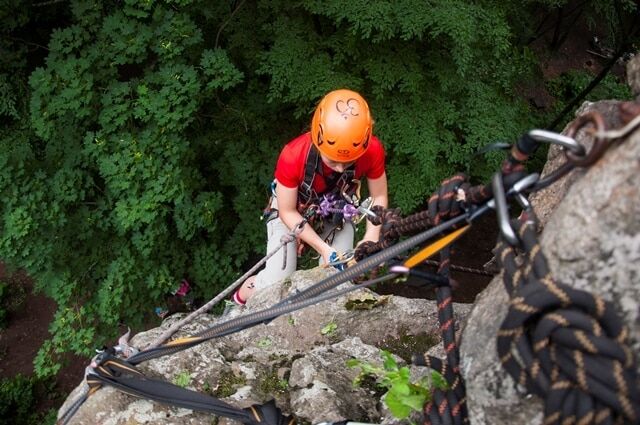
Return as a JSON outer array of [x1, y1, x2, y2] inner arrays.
[[347, 350, 447, 420], [173, 371, 191, 388]]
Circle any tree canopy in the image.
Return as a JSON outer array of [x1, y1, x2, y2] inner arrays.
[[0, 0, 635, 376]]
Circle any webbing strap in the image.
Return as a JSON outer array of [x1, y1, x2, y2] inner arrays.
[[298, 144, 355, 205], [299, 144, 321, 203], [86, 352, 292, 425]]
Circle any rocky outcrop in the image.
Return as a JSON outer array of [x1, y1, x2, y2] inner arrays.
[[60, 60, 640, 424], [627, 55, 640, 97], [461, 101, 640, 424], [60, 267, 471, 424]]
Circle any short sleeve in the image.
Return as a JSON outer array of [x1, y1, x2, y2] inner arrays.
[[364, 136, 385, 179], [274, 144, 301, 188]]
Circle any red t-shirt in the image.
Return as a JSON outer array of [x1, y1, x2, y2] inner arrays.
[[274, 132, 385, 194]]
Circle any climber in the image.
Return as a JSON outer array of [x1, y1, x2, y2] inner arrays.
[[232, 89, 388, 306]]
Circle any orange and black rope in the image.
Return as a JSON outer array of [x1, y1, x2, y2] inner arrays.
[[354, 166, 524, 262], [412, 249, 469, 425], [496, 213, 640, 425]]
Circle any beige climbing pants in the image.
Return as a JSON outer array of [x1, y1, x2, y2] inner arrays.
[[254, 196, 355, 290]]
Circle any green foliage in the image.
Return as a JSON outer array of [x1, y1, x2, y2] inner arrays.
[[257, 0, 539, 210], [523, 0, 639, 47], [257, 337, 272, 348], [348, 350, 447, 419], [544, 70, 633, 128], [320, 321, 338, 336], [0, 0, 635, 380], [0, 374, 57, 425], [546, 70, 633, 103]]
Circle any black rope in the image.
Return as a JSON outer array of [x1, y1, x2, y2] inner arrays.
[[495, 213, 640, 425], [412, 249, 469, 425]]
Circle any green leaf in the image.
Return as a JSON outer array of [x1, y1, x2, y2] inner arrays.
[[200, 49, 244, 91], [173, 371, 191, 388], [320, 321, 338, 335], [384, 390, 412, 419]]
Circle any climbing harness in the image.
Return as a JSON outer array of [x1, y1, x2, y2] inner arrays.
[[298, 144, 357, 208], [59, 108, 640, 425], [264, 144, 375, 259]]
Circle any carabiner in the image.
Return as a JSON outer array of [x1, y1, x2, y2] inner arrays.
[[326, 250, 355, 269], [528, 129, 585, 156], [492, 173, 519, 246], [113, 327, 139, 358], [357, 197, 377, 218]]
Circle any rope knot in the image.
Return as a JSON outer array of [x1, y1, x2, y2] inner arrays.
[[280, 233, 296, 245], [497, 217, 640, 425], [367, 205, 385, 226]]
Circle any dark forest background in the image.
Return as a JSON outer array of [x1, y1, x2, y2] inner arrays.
[[0, 1, 638, 421]]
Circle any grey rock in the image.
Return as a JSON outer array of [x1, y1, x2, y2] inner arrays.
[[461, 101, 640, 425], [528, 100, 623, 228], [60, 267, 470, 424], [627, 55, 640, 96]]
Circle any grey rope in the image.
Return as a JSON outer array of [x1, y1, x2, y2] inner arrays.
[[145, 220, 305, 350]]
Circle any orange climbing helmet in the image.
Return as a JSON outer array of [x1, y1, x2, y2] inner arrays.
[[311, 89, 373, 163]]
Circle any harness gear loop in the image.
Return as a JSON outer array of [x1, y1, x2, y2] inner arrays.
[[298, 145, 356, 208]]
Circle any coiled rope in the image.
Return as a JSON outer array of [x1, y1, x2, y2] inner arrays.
[[495, 213, 640, 425]]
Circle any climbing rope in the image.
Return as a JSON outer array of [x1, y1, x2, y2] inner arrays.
[[405, 249, 469, 425], [495, 211, 640, 424], [350, 107, 639, 425], [58, 217, 309, 425], [146, 217, 307, 350], [58, 106, 640, 425]]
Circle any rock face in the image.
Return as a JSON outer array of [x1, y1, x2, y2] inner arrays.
[[60, 267, 471, 424], [59, 100, 640, 425], [627, 55, 640, 97], [460, 100, 640, 425]]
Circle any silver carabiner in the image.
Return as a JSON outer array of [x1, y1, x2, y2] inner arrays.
[[528, 129, 585, 156], [357, 197, 377, 218], [113, 327, 139, 358], [492, 173, 519, 246], [490, 172, 539, 246]]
